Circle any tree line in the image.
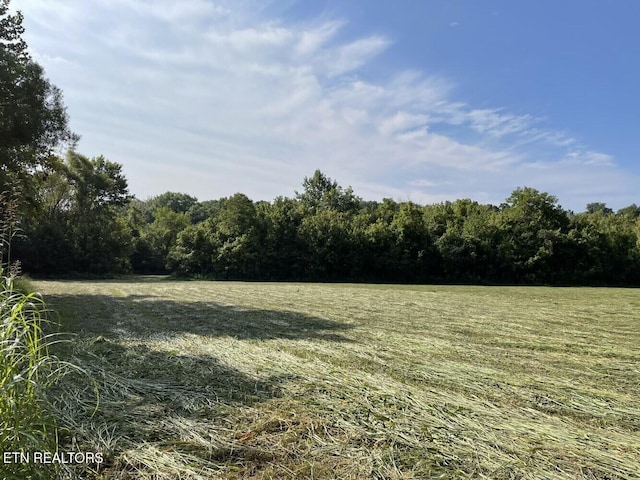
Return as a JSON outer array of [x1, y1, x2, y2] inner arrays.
[[9, 161, 640, 285], [2, 1, 640, 286]]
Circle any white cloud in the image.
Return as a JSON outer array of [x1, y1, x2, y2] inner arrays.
[[378, 112, 430, 135], [144, 1, 229, 23], [407, 179, 438, 187], [207, 24, 293, 51], [466, 108, 537, 137], [328, 35, 391, 75], [296, 20, 343, 55], [16, 0, 638, 211], [564, 150, 614, 166]]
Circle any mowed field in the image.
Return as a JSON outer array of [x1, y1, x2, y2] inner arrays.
[[37, 278, 639, 479]]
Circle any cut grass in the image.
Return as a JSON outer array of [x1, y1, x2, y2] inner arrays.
[[35, 278, 640, 479]]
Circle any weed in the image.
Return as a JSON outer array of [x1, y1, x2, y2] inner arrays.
[[0, 190, 91, 480]]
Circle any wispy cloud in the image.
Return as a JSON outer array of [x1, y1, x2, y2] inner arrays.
[[296, 20, 343, 55], [15, 0, 638, 210], [564, 150, 614, 166], [466, 108, 537, 138], [328, 35, 391, 75]]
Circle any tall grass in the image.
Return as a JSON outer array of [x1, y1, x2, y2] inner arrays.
[[0, 270, 62, 479], [0, 190, 78, 479]]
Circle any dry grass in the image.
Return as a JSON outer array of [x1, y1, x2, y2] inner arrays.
[[34, 278, 640, 479]]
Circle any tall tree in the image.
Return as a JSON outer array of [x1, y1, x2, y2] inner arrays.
[[16, 152, 132, 273], [169, 194, 264, 279], [295, 170, 360, 214], [259, 197, 305, 280], [142, 207, 190, 273], [497, 187, 569, 283], [0, 0, 76, 198], [214, 193, 264, 279], [390, 202, 437, 282], [148, 192, 198, 215], [586, 202, 613, 215], [616, 204, 640, 220], [298, 209, 352, 280], [433, 200, 500, 281]]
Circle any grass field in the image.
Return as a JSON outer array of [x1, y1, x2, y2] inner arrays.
[[34, 278, 640, 479]]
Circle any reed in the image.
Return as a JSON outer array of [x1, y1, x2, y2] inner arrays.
[[0, 190, 86, 479]]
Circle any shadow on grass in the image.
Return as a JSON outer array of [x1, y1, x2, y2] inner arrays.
[[45, 290, 351, 415], [51, 335, 292, 474], [46, 292, 353, 342], [43, 290, 350, 474]]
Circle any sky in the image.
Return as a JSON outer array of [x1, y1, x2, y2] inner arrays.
[[12, 0, 640, 211]]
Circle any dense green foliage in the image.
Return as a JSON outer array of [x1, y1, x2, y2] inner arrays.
[[2, 0, 639, 285], [14, 152, 131, 274], [0, 0, 75, 205], [11, 166, 640, 285]]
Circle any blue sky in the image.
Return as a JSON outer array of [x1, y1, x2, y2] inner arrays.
[[13, 0, 640, 211]]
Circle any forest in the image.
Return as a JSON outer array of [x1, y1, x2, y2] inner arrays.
[[4, 155, 640, 285], [2, 1, 640, 286]]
